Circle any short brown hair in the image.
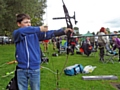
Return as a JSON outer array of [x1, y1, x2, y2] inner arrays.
[[16, 13, 30, 23]]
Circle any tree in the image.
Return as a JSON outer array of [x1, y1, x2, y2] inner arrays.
[[73, 27, 79, 35], [106, 27, 110, 34], [0, 0, 47, 36], [74, 27, 79, 30], [0, 0, 6, 35]]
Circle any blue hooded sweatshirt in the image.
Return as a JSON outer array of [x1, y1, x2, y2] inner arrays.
[[13, 26, 65, 69]]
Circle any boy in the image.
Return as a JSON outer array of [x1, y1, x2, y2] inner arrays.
[[13, 13, 73, 90]]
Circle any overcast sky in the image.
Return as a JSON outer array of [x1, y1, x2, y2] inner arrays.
[[43, 0, 120, 34]]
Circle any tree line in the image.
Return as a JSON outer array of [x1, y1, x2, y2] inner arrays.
[[0, 0, 47, 37]]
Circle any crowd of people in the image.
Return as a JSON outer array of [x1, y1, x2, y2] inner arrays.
[[41, 27, 120, 62], [42, 35, 78, 55], [79, 27, 119, 63], [41, 27, 119, 59], [41, 27, 120, 64], [96, 27, 119, 62]]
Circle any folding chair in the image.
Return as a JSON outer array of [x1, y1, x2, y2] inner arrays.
[[104, 51, 118, 64], [58, 40, 67, 54], [90, 49, 97, 57]]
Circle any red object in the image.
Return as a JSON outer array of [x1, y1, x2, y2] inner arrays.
[[43, 40, 49, 42], [80, 48, 84, 53], [89, 46, 92, 50], [71, 42, 76, 45]]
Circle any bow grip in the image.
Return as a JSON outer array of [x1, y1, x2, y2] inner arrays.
[[67, 30, 72, 39]]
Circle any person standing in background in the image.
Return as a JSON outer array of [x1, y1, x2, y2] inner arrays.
[[51, 37, 57, 50], [98, 27, 107, 62]]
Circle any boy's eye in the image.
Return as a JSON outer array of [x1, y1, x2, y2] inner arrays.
[[22, 21, 31, 24]]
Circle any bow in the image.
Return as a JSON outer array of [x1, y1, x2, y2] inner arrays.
[[52, 1, 78, 89], [52, 0, 78, 75], [62, 0, 74, 55], [53, 0, 78, 54]]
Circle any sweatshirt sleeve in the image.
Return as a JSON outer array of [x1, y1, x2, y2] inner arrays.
[[54, 28, 65, 36], [115, 38, 120, 48], [13, 26, 40, 43], [37, 28, 66, 41]]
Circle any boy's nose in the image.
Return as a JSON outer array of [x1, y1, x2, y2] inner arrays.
[[28, 23, 31, 26]]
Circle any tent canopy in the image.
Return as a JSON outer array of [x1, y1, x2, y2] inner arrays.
[[82, 32, 93, 37]]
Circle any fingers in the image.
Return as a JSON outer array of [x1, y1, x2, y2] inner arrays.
[[68, 28, 73, 31], [40, 26, 48, 32], [64, 28, 73, 33]]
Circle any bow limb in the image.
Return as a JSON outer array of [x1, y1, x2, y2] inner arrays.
[[41, 66, 57, 74], [58, 0, 73, 78]]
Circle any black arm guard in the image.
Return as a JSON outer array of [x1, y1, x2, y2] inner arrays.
[[54, 30, 66, 37]]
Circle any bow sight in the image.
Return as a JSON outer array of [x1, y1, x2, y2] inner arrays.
[[53, 11, 78, 25]]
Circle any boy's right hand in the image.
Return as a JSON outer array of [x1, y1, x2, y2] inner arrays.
[[40, 26, 48, 32]]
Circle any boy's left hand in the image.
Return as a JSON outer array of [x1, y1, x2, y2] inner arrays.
[[64, 28, 73, 34]]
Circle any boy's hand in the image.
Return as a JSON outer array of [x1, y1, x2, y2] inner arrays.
[[64, 28, 73, 34], [40, 26, 48, 32]]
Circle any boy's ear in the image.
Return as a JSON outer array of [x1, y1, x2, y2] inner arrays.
[[17, 22, 21, 27]]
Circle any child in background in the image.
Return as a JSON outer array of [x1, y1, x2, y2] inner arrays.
[[43, 39, 49, 52]]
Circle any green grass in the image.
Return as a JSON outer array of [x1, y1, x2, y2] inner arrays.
[[0, 44, 120, 90]]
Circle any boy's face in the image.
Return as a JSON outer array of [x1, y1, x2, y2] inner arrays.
[[17, 18, 31, 27]]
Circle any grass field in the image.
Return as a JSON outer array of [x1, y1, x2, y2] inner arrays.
[[0, 44, 120, 90]]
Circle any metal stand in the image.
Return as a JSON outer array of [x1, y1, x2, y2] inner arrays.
[[118, 48, 120, 61], [82, 75, 118, 80], [55, 70, 59, 90]]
